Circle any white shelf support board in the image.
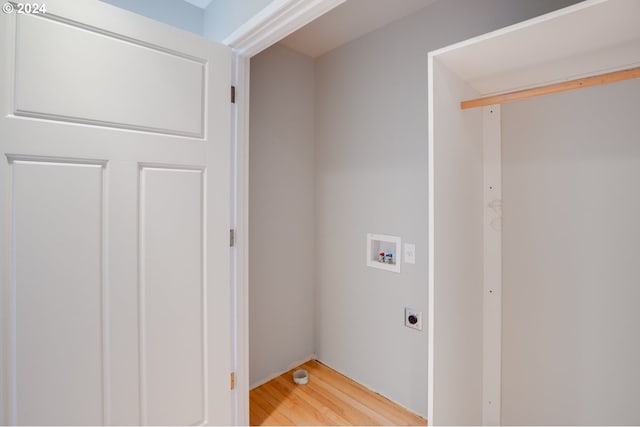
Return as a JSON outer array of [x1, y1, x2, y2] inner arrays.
[[482, 105, 502, 425]]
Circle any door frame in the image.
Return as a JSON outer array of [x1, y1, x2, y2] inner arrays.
[[224, 0, 346, 424]]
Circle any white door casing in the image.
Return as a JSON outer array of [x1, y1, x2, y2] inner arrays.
[[0, 1, 231, 425], [223, 2, 349, 424]]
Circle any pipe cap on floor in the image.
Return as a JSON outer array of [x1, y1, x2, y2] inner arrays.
[[293, 369, 309, 385]]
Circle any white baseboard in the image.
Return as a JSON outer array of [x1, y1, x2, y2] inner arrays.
[[250, 354, 317, 390]]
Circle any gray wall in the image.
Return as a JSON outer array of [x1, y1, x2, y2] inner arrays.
[[313, 0, 579, 417], [501, 79, 640, 425], [249, 44, 316, 386], [99, 0, 204, 35]]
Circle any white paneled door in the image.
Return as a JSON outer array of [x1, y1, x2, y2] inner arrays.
[[0, 1, 232, 425]]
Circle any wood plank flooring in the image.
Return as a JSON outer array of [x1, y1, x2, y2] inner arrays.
[[250, 360, 427, 426]]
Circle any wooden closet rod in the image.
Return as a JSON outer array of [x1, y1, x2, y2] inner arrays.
[[461, 66, 640, 110]]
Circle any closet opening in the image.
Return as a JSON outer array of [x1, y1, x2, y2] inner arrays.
[[428, 0, 640, 424], [242, 0, 587, 425]]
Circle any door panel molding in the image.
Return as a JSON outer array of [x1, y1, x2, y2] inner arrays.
[[138, 165, 208, 426], [14, 13, 206, 138], [9, 157, 108, 425]]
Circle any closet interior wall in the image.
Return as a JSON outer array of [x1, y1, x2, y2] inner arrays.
[[501, 78, 640, 425], [249, 45, 316, 387]]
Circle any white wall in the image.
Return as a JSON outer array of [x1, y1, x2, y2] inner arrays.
[[99, 0, 204, 35], [249, 44, 316, 386], [501, 79, 640, 425], [204, 0, 274, 42], [312, 0, 580, 418], [430, 59, 484, 425]]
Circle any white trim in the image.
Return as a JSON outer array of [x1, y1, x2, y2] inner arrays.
[[482, 105, 502, 425], [229, 52, 238, 426], [223, 0, 346, 56], [231, 52, 251, 427], [426, 51, 435, 426], [428, 0, 606, 59]]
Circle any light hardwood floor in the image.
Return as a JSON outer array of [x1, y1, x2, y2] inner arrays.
[[250, 360, 427, 426]]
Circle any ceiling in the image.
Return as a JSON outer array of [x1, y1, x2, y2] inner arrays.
[[183, 0, 213, 9], [279, 0, 438, 58]]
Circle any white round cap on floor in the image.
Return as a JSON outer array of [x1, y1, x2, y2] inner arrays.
[[293, 369, 309, 385]]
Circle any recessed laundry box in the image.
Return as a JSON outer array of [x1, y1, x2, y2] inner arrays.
[[427, 0, 640, 425], [367, 233, 401, 273]]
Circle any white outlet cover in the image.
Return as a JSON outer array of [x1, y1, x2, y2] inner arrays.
[[405, 307, 422, 331], [404, 243, 416, 264]]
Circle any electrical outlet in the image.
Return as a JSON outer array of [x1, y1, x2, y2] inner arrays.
[[404, 307, 422, 331], [404, 243, 416, 264]]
